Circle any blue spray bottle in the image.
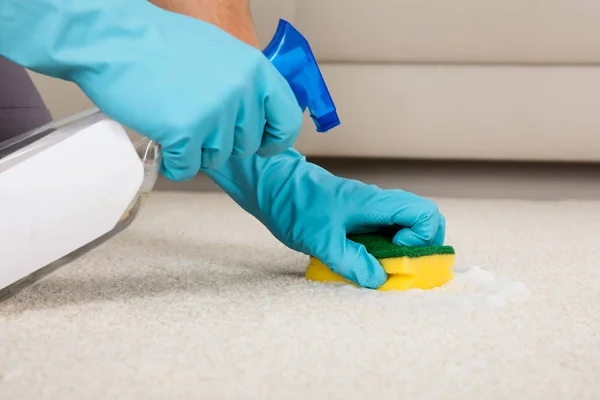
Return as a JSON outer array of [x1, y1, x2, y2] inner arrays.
[[262, 19, 340, 133]]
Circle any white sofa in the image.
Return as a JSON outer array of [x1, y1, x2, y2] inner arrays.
[[30, 0, 600, 162], [253, 0, 600, 162]]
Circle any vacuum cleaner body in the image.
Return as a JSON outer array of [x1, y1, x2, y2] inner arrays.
[[0, 108, 161, 301]]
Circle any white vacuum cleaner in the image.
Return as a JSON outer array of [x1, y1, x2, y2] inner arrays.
[[0, 108, 162, 302]]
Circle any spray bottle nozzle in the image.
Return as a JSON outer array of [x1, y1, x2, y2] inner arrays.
[[262, 19, 340, 133]]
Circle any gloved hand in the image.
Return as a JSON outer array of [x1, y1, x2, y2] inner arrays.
[[205, 148, 446, 289], [0, 0, 302, 181]]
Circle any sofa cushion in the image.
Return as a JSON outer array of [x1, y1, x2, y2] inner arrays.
[[293, 64, 600, 161], [290, 0, 600, 63]]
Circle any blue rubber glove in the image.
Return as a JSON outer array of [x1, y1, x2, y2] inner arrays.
[[205, 149, 446, 289], [0, 0, 302, 181]]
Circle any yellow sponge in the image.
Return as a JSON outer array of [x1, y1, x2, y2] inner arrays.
[[305, 233, 455, 291]]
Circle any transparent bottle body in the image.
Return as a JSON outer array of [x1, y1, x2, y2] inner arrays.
[[0, 107, 162, 302]]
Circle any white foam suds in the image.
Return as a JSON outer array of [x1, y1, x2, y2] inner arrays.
[[316, 264, 531, 313]]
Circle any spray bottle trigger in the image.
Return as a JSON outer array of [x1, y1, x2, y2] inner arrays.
[[262, 19, 340, 133]]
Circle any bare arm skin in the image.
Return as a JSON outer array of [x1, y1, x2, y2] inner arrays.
[[149, 0, 261, 48]]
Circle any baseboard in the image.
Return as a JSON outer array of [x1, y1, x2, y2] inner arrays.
[[154, 158, 600, 200]]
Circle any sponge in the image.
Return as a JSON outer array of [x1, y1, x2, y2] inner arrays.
[[305, 233, 456, 291]]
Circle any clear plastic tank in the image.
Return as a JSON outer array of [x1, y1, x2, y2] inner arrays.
[[0, 108, 162, 302]]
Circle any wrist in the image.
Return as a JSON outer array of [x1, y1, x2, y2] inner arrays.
[[150, 0, 261, 48]]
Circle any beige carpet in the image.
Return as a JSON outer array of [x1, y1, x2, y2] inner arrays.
[[1, 191, 599, 399]]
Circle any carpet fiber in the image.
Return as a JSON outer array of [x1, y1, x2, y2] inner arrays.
[[1, 191, 599, 399]]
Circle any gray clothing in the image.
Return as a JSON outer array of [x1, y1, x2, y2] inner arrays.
[[0, 56, 52, 143]]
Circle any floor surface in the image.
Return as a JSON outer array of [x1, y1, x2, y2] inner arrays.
[[1, 190, 599, 399]]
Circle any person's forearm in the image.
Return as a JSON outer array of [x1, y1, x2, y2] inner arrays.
[[149, 0, 261, 48]]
